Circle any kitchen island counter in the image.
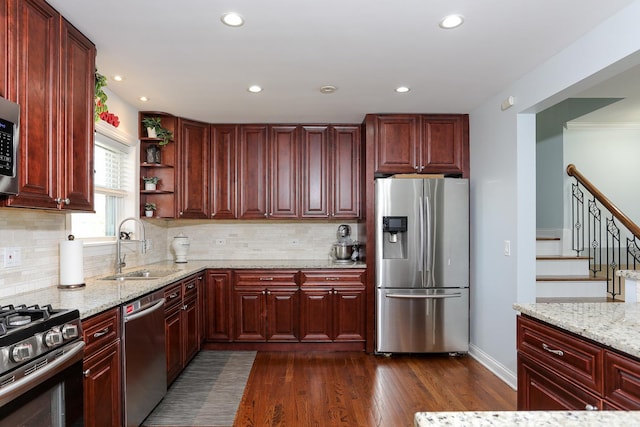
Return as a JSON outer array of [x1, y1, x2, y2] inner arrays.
[[0, 259, 366, 319], [414, 410, 637, 426]]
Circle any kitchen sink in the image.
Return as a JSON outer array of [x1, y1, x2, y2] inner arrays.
[[99, 269, 179, 281]]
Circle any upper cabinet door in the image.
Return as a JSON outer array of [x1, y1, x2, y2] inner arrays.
[[374, 115, 419, 174], [177, 118, 210, 219], [269, 125, 299, 218], [301, 126, 329, 218], [210, 125, 238, 219], [60, 18, 95, 212], [238, 125, 269, 219], [420, 115, 467, 177], [5, 0, 60, 209], [331, 126, 361, 219]]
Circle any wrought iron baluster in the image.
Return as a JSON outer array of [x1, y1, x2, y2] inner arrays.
[[571, 181, 584, 256], [627, 236, 640, 271], [606, 217, 621, 299], [588, 197, 602, 277]]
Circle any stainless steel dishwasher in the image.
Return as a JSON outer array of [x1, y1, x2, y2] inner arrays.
[[122, 290, 166, 427]]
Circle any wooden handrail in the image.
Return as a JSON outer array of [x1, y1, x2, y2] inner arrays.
[[567, 163, 640, 239]]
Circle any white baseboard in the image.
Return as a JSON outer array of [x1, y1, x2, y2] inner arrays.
[[468, 343, 517, 391]]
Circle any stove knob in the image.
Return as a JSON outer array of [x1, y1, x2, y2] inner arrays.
[[44, 330, 64, 347], [62, 324, 79, 340], [11, 343, 33, 362]]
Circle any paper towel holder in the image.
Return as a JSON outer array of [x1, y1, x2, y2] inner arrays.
[[58, 234, 86, 289]]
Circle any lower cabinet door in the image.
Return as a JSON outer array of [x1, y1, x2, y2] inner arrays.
[[266, 289, 299, 341], [83, 341, 122, 427], [233, 288, 267, 341], [517, 354, 602, 411], [165, 306, 183, 385], [183, 295, 200, 364]]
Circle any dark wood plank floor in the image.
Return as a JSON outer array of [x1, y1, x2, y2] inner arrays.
[[234, 352, 516, 427]]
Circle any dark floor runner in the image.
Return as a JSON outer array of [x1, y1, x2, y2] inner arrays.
[[142, 351, 256, 427]]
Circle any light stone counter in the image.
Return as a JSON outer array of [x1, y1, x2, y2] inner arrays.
[[414, 411, 638, 426], [512, 301, 640, 359], [0, 259, 366, 319]]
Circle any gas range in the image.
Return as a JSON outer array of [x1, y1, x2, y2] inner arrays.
[[0, 304, 82, 377]]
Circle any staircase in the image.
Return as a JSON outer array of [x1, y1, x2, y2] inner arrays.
[[535, 236, 609, 300]]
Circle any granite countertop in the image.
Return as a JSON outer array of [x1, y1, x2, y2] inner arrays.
[[617, 270, 640, 280], [414, 411, 637, 426], [0, 259, 366, 319], [512, 301, 640, 359]]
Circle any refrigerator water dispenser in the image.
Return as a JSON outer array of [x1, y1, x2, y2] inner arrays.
[[382, 216, 407, 259]]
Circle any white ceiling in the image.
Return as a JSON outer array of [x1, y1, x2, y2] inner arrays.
[[48, 0, 637, 124]]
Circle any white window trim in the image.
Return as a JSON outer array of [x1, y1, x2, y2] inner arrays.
[[66, 121, 139, 244]]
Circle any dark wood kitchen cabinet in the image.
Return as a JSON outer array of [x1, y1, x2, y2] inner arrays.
[[82, 308, 122, 427], [139, 112, 177, 218], [367, 114, 468, 177], [210, 125, 238, 219], [204, 270, 233, 341], [301, 125, 361, 218], [517, 315, 640, 411], [164, 274, 201, 385], [4, 0, 95, 211], [299, 269, 366, 344], [177, 118, 210, 219], [238, 125, 298, 219], [233, 270, 299, 342]]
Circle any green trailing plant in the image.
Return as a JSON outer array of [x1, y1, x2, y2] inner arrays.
[[144, 202, 157, 211], [95, 70, 108, 122], [141, 116, 173, 146]]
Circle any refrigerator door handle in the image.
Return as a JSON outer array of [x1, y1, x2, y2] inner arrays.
[[418, 196, 424, 273], [385, 293, 462, 299], [425, 193, 434, 285]]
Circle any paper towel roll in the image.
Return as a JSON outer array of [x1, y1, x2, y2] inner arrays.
[[59, 238, 85, 287]]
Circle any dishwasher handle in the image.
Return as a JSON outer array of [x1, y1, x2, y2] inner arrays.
[[124, 298, 165, 323]]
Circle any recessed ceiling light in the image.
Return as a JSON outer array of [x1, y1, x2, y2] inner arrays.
[[221, 12, 244, 27], [395, 86, 410, 93], [139, 96, 149, 102], [439, 14, 464, 29], [320, 85, 337, 94], [112, 75, 124, 82], [247, 85, 262, 93]]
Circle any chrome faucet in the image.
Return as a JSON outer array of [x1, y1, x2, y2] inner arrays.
[[116, 217, 147, 274]]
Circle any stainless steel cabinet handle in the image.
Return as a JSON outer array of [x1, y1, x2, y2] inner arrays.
[[93, 327, 110, 338], [186, 283, 195, 289], [542, 343, 564, 357], [168, 292, 179, 299], [325, 277, 339, 281], [182, 304, 188, 310], [259, 277, 274, 281], [585, 404, 598, 411]]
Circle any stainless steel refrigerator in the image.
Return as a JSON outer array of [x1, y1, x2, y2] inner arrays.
[[375, 177, 469, 354]]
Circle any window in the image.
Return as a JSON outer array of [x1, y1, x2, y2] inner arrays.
[[70, 126, 136, 241]]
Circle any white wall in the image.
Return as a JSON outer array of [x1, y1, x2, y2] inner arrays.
[[469, 0, 640, 388]]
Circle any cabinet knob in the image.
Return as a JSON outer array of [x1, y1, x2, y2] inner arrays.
[[180, 211, 184, 216], [414, 165, 419, 171], [420, 165, 425, 172], [83, 369, 91, 378], [585, 404, 598, 411], [211, 213, 216, 217], [55, 197, 70, 205], [264, 213, 268, 218]]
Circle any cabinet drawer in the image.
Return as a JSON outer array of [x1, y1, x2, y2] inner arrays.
[[518, 353, 602, 411], [300, 269, 365, 285], [234, 270, 298, 286], [164, 282, 183, 310], [517, 316, 603, 393], [604, 350, 640, 409], [82, 308, 120, 357], [183, 276, 198, 299]]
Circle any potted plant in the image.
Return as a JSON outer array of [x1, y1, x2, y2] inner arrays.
[[142, 116, 173, 145], [142, 176, 159, 191], [144, 202, 156, 217], [95, 70, 108, 122]]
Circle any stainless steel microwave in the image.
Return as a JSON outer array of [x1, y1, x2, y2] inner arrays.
[[0, 95, 19, 195]]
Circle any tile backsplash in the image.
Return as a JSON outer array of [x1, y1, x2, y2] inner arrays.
[[0, 208, 358, 298]]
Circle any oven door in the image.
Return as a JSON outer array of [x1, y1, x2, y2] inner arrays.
[[0, 341, 85, 427]]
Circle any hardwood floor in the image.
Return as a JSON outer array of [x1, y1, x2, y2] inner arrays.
[[234, 352, 516, 427]]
